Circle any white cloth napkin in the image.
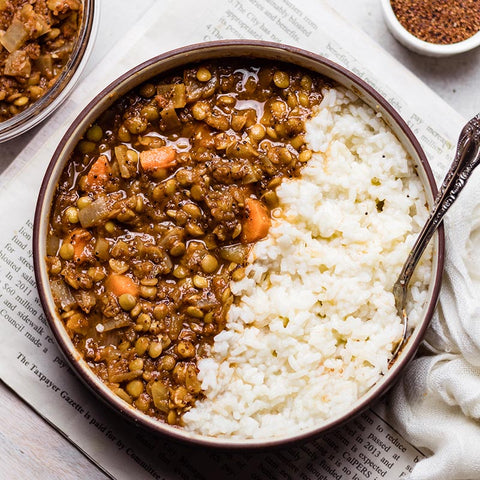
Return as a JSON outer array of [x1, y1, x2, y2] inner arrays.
[[390, 148, 480, 480]]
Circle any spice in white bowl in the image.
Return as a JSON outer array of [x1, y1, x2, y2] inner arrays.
[[391, 0, 480, 44], [381, 0, 480, 56]]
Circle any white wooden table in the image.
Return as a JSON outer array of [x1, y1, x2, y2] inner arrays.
[[1, 1, 479, 478]]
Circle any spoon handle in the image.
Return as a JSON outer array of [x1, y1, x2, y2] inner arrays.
[[397, 114, 480, 290]]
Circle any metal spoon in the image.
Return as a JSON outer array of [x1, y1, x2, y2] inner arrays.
[[392, 113, 480, 358]]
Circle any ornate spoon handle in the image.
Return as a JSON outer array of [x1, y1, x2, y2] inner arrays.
[[393, 114, 480, 322]]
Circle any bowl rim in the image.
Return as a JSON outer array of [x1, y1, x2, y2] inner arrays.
[[0, 0, 97, 142], [33, 39, 445, 450], [380, 0, 480, 56]]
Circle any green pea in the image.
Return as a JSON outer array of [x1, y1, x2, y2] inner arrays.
[[141, 105, 159, 121], [298, 92, 310, 107], [196, 67, 212, 82], [183, 203, 202, 218], [65, 207, 79, 224], [299, 149, 313, 163], [86, 125, 103, 143], [136, 313, 151, 330], [59, 242, 74, 260], [153, 304, 168, 320], [232, 267, 246, 282], [186, 306, 203, 319], [271, 101, 287, 120], [104, 221, 116, 234], [148, 342, 163, 358], [193, 275, 208, 289], [170, 242, 186, 257], [140, 83, 156, 98], [129, 358, 144, 371], [249, 123, 265, 141], [79, 140, 96, 154], [190, 184, 204, 201], [300, 75, 312, 91], [126, 149, 138, 163], [118, 125, 131, 142], [13, 96, 29, 107], [118, 293, 137, 311], [173, 265, 188, 279], [186, 221, 204, 237], [134, 395, 150, 411], [77, 196, 92, 209], [159, 354, 176, 371], [140, 286, 157, 300], [125, 116, 147, 135], [135, 337, 150, 355], [273, 71, 290, 89], [164, 179, 177, 196], [126, 379, 144, 398], [177, 340, 195, 358], [201, 254, 218, 273], [192, 101, 209, 120]]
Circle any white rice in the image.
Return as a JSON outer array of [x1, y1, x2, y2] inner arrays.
[[182, 87, 432, 439]]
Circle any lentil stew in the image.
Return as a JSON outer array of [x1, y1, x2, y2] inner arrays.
[[46, 60, 331, 426], [0, 0, 83, 122]]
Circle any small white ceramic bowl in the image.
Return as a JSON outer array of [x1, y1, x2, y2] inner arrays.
[[381, 0, 480, 57]]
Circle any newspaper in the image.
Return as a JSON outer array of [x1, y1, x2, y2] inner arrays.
[[0, 0, 466, 478]]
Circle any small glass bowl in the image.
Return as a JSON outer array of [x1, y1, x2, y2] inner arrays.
[[0, 0, 98, 143], [381, 0, 480, 57]]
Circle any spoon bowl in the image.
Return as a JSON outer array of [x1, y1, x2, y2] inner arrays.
[[392, 113, 480, 358]]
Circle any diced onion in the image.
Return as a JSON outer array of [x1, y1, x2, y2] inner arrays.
[[114, 145, 132, 179], [4, 50, 31, 77], [101, 315, 132, 332], [1, 18, 28, 53], [50, 278, 76, 310], [109, 370, 142, 383], [218, 244, 249, 264], [46, 234, 60, 256], [151, 381, 169, 412], [78, 195, 121, 228]]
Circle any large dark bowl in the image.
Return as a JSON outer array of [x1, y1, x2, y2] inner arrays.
[[33, 40, 445, 449]]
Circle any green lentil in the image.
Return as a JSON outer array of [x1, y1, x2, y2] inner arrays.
[[65, 207, 79, 224], [148, 342, 163, 358], [86, 125, 103, 143], [201, 254, 218, 273], [118, 293, 137, 311], [59, 242, 74, 260]]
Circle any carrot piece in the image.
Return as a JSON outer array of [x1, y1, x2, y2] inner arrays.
[[65, 228, 92, 263], [241, 198, 271, 243], [105, 274, 139, 297], [139, 146, 177, 172], [85, 155, 111, 191]]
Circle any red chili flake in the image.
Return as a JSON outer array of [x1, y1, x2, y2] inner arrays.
[[391, 0, 480, 44]]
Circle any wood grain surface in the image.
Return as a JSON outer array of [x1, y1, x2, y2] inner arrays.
[[0, 381, 109, 479]]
